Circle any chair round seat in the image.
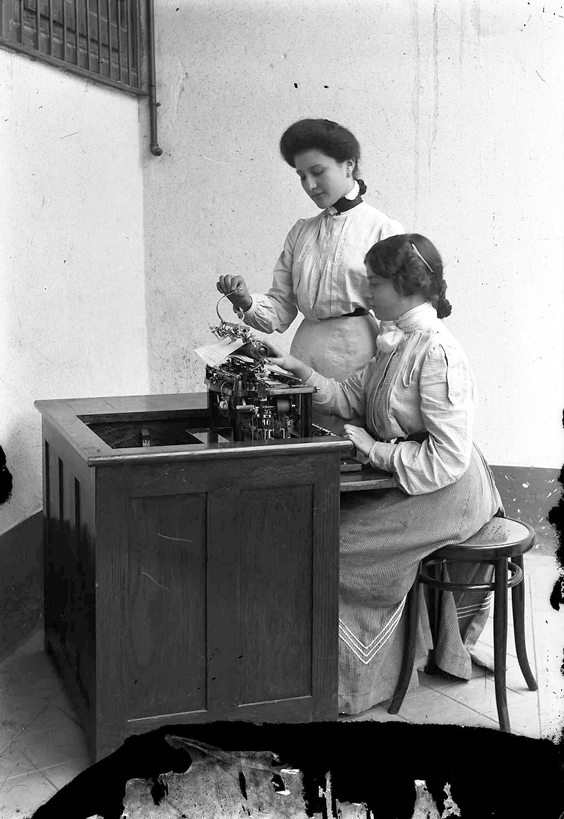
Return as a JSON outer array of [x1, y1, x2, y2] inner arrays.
[[430, 516, 535, 563]]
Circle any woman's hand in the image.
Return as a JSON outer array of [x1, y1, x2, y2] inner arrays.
[[343, 424, 376, 457], [216, 275, 252, 312], [263, 341, 313, 382]]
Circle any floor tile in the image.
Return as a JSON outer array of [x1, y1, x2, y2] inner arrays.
[[14, 720, 90, 771], [528, 666, 564, 740], [483, 696, 542, 738], [0, 666, 62, 710], [479, 618, 494, 644], [0, 690, 59, 742], [0, 770, 57, 818], [40, 758, 90, 790], [0, 726, 20, 755], [418, 662, 488, 692], [0, 649, 60, 694], [532, 625, 564, 672], [14, 702, 82, 739], [417, 671, 460, 692], [339, 706, 408, 723], [535, 669, 564, 717], [455, 710, 501, 730], [469, 659, 491, 678], [49, 689, 83, 726], [0, 744, 36, 781], [474, 625, 529, 661], [438, 676, 527, 713], [388, 687, 481, 725], [10, 630, 44, 657]]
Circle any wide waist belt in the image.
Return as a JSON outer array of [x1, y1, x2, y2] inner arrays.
[[340, 307, 370, 318], [391, 431, 429, 444]]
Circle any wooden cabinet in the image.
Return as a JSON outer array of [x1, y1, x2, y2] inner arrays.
[[35, 393, 353, 760]]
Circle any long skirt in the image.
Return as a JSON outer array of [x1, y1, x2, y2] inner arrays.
[[290, 314, 378, 434], [338, 444, 503, 715]]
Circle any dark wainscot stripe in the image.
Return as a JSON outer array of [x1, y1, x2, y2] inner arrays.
[[0, 511, 43, 658], [490, 465, 561, 550]]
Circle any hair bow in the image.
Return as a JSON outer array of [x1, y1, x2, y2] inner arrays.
[[376, 321, 406, 352]]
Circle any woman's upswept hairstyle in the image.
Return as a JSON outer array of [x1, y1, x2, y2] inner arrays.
[[364, 234, 452, 319], [280, 118, 362, 176]]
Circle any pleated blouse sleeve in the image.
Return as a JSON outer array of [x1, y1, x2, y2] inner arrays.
[[305, 367, 368, 420], [242, 220, 303, 334], [368, 341, 476, 495]]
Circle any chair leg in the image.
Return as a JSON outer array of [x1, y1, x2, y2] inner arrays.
[[493, 558, 511, 732], [424, 562, 441, 674], [388, 575, 420, 714], [511, 555, 538, 691]]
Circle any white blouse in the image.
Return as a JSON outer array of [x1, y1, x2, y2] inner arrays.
[[243, 202, 404, 333], [305, 303, 477, 496]]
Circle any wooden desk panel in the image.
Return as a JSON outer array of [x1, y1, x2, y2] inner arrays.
[[36, 394, 347, 760]]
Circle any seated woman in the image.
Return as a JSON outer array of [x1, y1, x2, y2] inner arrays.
[[265, 233, 503, 715]]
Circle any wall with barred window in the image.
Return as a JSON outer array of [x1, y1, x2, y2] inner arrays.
[[141, 0, 564, 473], [0, 51, 149, 537]]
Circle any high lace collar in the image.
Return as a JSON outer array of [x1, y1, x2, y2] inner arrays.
[[376, 302, 439, 352]]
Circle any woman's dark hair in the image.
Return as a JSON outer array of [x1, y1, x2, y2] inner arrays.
[[280, 118, 362, 177], [364, 234, 452, 318]]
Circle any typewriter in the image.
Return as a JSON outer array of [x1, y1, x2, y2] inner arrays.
[[204, 302, 361, 470], [205, 310, 316, 442]]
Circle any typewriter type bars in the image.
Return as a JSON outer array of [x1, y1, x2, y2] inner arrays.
[[205, 356, 315, 442]]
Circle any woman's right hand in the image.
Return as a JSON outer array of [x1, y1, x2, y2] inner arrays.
[[262, 339, 288, 368], [216, 275, 253, 312]]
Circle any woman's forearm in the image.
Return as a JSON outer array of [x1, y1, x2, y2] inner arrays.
[[278, 355, 313, 382]]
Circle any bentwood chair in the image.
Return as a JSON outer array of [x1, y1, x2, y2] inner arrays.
[[388, 516, 538, 732]]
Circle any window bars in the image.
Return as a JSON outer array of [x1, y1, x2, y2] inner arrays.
[[0, 0, 162, 153], [0, 0, 144, 95]]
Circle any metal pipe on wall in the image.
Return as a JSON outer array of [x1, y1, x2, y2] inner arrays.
[[146, 0, 162, 156]]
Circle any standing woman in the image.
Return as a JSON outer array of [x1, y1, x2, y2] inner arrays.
[[217, 118, 404, 432]]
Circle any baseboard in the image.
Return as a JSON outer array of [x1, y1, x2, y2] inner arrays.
[[490, 465, 561, 549], [0, 511, 43, 659]]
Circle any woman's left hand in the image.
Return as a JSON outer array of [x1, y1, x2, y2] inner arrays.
[[261, 341, 313, 381], [343, 424, 376, 457]]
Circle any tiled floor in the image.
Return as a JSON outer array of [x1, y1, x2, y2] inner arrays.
[[0, 552, 562, 819]]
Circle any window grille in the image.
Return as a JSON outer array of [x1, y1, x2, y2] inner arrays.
[[0, 0, 146, 95]]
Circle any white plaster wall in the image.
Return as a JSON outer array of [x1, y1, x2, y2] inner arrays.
[[0, 53, 149, 535], [142, 0, 563, 468]]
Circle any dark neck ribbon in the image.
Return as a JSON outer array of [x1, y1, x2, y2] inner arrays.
[[332, 179, 367, 213]]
